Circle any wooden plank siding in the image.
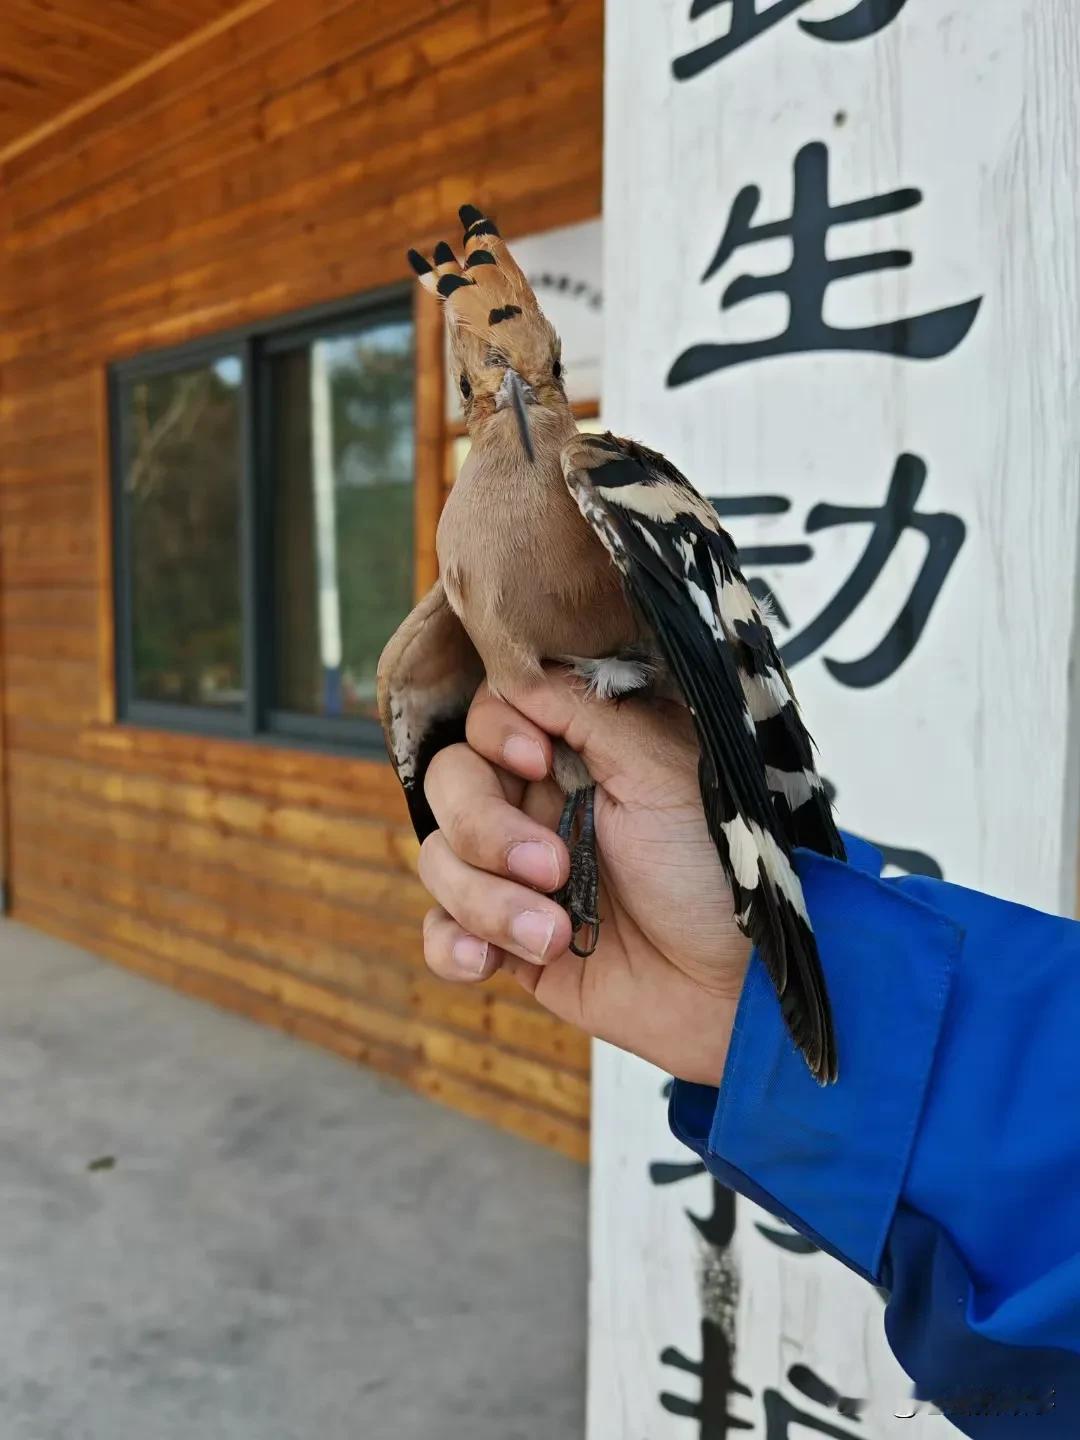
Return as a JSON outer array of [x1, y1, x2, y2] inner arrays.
[[0, 0, 603, 1162], [0, 0, 244, 155]]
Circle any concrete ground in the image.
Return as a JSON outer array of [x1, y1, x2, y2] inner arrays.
[[0, 921, 587, 1440]]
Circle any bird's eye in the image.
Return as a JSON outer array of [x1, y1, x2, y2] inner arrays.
[[552, 359, 563, 381], [459, 373, 472, 400]]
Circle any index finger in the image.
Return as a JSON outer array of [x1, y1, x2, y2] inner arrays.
[[466, 685, 554, 782], [424, 742, 569, 893]]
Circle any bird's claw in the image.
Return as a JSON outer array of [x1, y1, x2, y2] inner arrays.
[[569, 913, 600, 959], [555, 785, 601, 957]]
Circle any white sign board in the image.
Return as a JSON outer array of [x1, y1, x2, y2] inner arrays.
[[591, 1, 1080, 1436]]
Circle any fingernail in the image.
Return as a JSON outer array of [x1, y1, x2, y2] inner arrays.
[[511, 910, 556, 961], [507, 840, 559, 890], [502, 734, 547, 776], [452, 935, 490, 977]]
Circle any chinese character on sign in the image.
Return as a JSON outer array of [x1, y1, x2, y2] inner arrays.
[[821, 779, 944, 881], [652, 1094, 749, 1436], [660, 1319, 754, 1437], [651, 1157, 824, 1254], [651, 1162, 738, 1248], [711, 454, 966, 690], [872, 840, 942, 880], [668, 143, 983, 385], [674, 0, 912, 80], [660, 1337, 869, 1439], [762, 1364, 866, 1438], [753, 1217, 821, 1255]]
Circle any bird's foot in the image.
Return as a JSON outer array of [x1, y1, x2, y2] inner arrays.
[[554, 785, 601, 957]]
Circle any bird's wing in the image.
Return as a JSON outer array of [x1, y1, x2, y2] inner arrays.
[[562, 432, 844, 1083], [377, 580, 485, 842]]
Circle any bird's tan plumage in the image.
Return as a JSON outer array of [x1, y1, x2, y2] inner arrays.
[[395, 209, 639, 703]]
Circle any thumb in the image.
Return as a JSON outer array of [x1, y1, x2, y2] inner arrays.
[[505, 667, 698, 797]]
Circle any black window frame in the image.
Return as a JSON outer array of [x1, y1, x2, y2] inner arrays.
[[109, 283, 414, 757]]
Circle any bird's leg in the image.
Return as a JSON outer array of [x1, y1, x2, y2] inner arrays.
[[554, 785, 601, 958], [568, 787, 600, 958], [556, 789, 580, 849]]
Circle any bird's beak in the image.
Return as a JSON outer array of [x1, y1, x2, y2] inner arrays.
[[507, 370, 536, 464]]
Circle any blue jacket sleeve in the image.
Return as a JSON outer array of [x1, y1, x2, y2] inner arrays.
[[669, 835, 1080, 1435]]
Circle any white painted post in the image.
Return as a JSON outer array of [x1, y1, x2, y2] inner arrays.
[[589, 1, 1080, 1435]]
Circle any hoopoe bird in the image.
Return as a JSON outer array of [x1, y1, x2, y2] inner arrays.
[[377, 206, 846, 1083]]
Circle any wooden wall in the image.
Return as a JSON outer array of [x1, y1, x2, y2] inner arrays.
[[0, 0, 603, 1161], [0, 1, 246, 152]]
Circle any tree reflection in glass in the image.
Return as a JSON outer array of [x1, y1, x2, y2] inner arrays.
[[125, 355, 244, 709], [272, 320, 414, 722]]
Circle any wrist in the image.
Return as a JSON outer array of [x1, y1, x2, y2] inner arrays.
[[667, 991, 741, 1088], [664, 936, 750, 1086]]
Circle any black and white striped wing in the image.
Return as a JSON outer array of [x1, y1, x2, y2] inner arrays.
[[562, 433, 845, 1083], [377, 580, 485, 842]]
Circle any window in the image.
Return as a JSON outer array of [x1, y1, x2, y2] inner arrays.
[[111, 291, 414, 750], [269, 317, 414, 725], [124, 353, 246, 710]]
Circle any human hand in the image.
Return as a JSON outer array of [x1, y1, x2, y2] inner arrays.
[[417, 670, 752, 1086]]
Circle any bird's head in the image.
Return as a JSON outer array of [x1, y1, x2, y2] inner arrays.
[[408, 206, 569, 464]]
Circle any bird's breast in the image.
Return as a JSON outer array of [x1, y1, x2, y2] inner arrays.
[[436, 464, 638, 687]]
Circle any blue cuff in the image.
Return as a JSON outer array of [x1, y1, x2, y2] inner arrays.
[[670, 836, 962, 1281]]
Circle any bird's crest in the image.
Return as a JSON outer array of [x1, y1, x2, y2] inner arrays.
[[407, 206, 541, 339]]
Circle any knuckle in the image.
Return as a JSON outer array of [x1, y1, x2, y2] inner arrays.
[[421, 909, 461, 982], [423, 926, 451, 978], [422, 743, 463, 804], [465, 689, 504, 736], [416, 830, 445, 887], [481, 883, 522, 946], [449, 868, 509, 942], [444, 802, 490, 860], [421, 915, 438, 958]]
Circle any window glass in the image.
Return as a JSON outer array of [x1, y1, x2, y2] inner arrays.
[[122, 355, 244, 709], [271, 319, 414, 721]]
